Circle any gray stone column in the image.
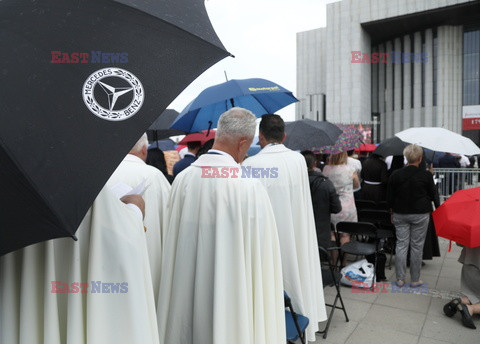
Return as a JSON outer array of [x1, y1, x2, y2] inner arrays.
[[385, 41, 394, 138], [437, 25, 463, 133], [378, 44, 386, 140], [372, 46, 379, 114], [413, 32, 422, 128], [394, 38, 402, 134], [424, 29, 434, 126], [403, 34, 412, 130]]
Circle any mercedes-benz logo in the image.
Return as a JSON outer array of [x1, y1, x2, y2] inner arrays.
[[82, 67, 144, 121]]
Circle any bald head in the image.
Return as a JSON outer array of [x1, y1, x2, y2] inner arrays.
[[212, 107, 256, 162]]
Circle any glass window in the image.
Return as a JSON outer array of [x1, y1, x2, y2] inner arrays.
[[463, 26, 480, 106]]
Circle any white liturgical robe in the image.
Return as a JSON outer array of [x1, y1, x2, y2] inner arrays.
[[157, 152, 285, 344], [107, 154, 171, 303], [0, 187, 159, 344], [243, 144, 327, 342]]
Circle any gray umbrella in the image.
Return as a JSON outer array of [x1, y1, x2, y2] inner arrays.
[[373, 136, 408, 157], [147, 109, 184, 141], [283, 119, 342, 151]]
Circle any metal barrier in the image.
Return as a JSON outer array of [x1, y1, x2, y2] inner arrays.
[[433, 168, 480, 202]]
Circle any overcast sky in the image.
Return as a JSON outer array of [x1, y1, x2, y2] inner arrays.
[[167, 0, 335, 122]]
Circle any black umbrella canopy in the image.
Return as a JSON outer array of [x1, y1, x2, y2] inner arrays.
[[147, 109, 184, 141], [283, 119, 342, 151], [0, 0, 229, 255], [373, 136, 408, 157]]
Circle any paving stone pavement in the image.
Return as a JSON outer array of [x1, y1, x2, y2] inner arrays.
[[304, 238, 479, 344]]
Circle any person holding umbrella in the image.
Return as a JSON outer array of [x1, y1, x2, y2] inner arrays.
[[387, 144, 440, 288]]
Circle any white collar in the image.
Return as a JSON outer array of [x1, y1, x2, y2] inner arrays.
[[258, 143, 290, 154], [192, 150, 239, 168], [184, 152, 196, 158], [207, 149, 235, 161], [124, 154, 146, 164]]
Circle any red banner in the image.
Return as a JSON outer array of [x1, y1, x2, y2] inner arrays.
[[462, 118, 480, 131]]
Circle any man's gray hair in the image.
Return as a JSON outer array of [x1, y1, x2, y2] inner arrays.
[[403, 144, 423, 164], [216, 107, 256, 139], [131, 133, 148, 153]]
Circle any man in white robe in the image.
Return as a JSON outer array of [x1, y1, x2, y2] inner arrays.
[[107, 133, 171, 303], [243, 114, 327, 342], [157, 107, 285, 344], [0, 187, 159, 344]]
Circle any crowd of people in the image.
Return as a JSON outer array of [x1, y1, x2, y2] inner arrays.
[[0, 107, 479, 343]]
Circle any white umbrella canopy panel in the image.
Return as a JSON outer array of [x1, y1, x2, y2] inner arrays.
[[395, 127, 480, 156]]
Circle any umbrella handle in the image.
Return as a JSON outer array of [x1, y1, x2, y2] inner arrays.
[[206, 121, 212, 137]]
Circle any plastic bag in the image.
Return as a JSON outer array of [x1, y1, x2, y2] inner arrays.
[[340, 259, 375, 288]]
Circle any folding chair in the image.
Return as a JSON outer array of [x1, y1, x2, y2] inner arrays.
[[357, 209, 396, 269], [376, 201, 390, 210], [317, 246, 349, 339], [354, 199, 377, 211], [284, 291, 309, 344], [336, 221, 378, 289]]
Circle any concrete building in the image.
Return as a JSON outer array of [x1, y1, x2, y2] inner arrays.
[[296, 0, 480, 143]]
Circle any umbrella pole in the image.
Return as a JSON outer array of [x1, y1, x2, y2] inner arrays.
[[206, 121, 213, 137]]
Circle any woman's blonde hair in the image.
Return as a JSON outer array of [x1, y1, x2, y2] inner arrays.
[[403, 144, 423, 164], [327, 151, 348, 165]]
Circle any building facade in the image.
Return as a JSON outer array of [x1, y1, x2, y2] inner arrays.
[[296, 0, 480, 143]]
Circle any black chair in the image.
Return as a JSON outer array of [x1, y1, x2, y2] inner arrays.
[[284, 291, 309, 344], [336, 221, 378, 289], [317, 246, 349, 339], [376, 201, 390, 210], [357, 209, 396, 269], [354, 199, 377, 211]]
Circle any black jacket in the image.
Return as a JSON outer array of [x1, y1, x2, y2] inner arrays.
[[387, 165, 440, 214], [308, 171, 342, 248]]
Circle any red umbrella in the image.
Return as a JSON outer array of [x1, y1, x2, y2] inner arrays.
[[433, 187, 480, 248], [178, 130, 216, 145], [355, 143, 377, 152]]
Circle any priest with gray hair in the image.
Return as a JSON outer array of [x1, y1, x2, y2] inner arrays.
[[157, 107, 285, 344]]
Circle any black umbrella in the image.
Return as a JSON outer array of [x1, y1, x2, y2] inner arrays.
[[283, 119, 342, 151], [0, 0, 229, 255], [147, 109, 184, 142], [373, 137, 408, 157]]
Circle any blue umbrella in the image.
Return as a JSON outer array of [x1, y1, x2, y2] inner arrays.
[[170, 78, 298, 133]]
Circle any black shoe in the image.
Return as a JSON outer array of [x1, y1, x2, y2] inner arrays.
[[443, 298, 460, 317], [458, 302, 477, 329]]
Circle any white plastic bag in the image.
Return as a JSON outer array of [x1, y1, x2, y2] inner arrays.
[[340, 259, 375, 288]]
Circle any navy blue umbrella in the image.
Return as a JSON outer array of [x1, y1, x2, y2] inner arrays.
[[170, 78, 298, 133]]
